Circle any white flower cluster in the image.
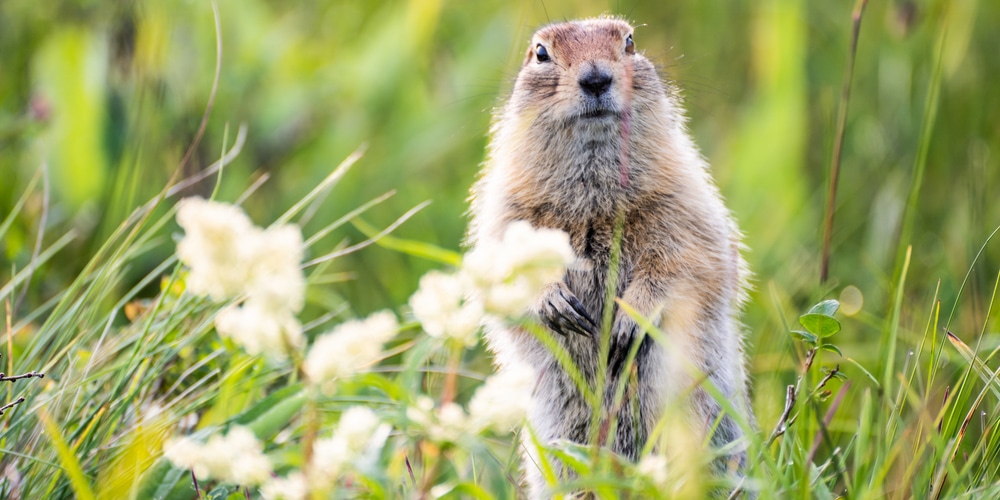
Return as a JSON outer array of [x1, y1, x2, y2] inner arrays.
[[176, 197, 306, 359], [163, 426, 271, 486], [311, 406, 388, 485], [637, 453, 669, 488], [463, 221, 576, 317], [467, 364, 537, 431], [258, 406, 388, 497], [259, 472, 307, 500], [408, 271, 483, 347], [406, 397, 474, 442], [303, 311, 399, 385], [407, 363, 537, 441], [408, 221, 575, 346]]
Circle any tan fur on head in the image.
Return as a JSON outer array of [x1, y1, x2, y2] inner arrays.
[[468, 17, 753, 498]]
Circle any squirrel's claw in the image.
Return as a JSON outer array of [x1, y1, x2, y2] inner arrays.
[[537, 284, 599, 337], [607, 314, 648, 376]]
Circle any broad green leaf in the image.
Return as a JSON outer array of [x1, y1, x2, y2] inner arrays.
[[547, 443, 592, 476], [799, 313, 841, 338], [133, 459, 171, 500], [808, 299, 840, 316], [232, 383, 307, 439], [790, 330, 817, 344], [819, 343, 843, 357], [206, 485, 231, 500], [35, 26, 109, 209], [451, 483, 495, 500], [136, 459, 188, 500]]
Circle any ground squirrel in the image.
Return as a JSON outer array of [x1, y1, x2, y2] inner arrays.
[[468, 18, 753, 494]]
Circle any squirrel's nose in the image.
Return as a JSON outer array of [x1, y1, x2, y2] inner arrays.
[[579, 69, 613, 97]]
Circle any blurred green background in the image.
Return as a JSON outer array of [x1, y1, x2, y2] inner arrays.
[[1, 0, 998, 428]]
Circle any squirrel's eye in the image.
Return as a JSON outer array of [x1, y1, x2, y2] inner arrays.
[[536, 44, 550, 63], [625, 34, 634, 54]]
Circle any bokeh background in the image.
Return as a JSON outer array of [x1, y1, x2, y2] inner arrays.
[[2, 0, 998, 432]]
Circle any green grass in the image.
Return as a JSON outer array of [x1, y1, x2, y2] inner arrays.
[[2, 143, 999, 498], [2, 0, 1000, 498]]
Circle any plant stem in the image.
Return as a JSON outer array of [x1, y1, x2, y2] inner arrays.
[[766, 385, 797, 446], [820, 0, 869, 284], [0, 397, 25, 416], [0, 371, 44, 382], [440, 342, 462, 405]]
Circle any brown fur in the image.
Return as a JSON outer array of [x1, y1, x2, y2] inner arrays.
[[467, 18, 753, 497]]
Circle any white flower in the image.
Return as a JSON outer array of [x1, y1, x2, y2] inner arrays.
[[436, 403, 470, 437], [468, 364, 537, 432], [176, 198, 308, 361], [177, 198, 307, 308], [311, 437, 350, 480], [463, 221, 575, 317], [406, 397, 472, 442], [461, 242, 507, 286], [405, 396, 436, 428], [409, 271, 484, 347], [475, 275, 536, 317], [177, 197, 257, 300], [638, 453, 669, 487], [260, 471, 308, 500], [503, 221, 576, 278], [244, 225, 305, 313], [163, 426, 272, 486], [303, 311, 399, 384], [334, 406, 382, 451], [229, 452, 272, 486], [163, 436, 209, 478], [215, 302, 304, 359], [430, 483, 455, 498], [311, 406, 386, 485]]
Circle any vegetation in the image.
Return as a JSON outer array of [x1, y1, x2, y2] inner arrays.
[[1, 0, 999, 498]]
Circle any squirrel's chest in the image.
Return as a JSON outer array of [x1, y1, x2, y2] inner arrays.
[[563, 216, 638, 314]]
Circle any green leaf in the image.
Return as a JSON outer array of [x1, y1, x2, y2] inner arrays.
[[352, 218, 462, 266], [790, 330, 817, 344], [135, 458, 205, 500], [206, 485, 231, 500], [547, 440, 593, 476], [232, 383, 307, 439], [947, 331, 1000, 400], [799, 314, 841, 338], [845, 357, 880, 390], [819, 343, 843, 357], [450, 483, 495, 500], [134, 458, 177, 500], [38, 409, 96, 500], [807, 300, 840, 316]]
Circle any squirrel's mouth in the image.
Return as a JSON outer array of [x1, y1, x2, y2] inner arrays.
[[578, 108, 619, 120]]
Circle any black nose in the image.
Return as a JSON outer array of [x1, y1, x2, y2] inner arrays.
[[578, 69, 613, 97]]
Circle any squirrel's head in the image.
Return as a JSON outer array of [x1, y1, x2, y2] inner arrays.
[[506, 18, 667, 129]]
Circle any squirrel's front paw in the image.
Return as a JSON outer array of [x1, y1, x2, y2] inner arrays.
[[607, 312, 656, 375], [611, 313, 639, 341], [535, 283, 598, 337]]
